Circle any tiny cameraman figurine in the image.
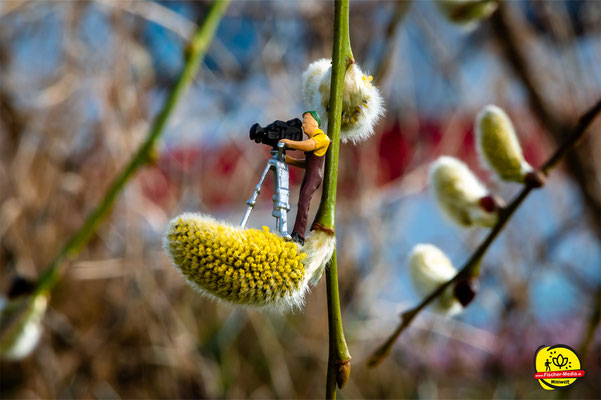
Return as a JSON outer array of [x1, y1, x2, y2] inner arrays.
[[246, 111, 329, 245], [279, 111, 330, 245]]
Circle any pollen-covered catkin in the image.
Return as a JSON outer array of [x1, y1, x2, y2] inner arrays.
[[430, 156, 500, 228], [409, 244, 462, 315], [476, 105, 533, 183], [164, 213, 308, 310], [303, 59, 384, 144]]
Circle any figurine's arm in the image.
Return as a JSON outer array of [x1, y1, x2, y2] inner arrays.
[[279, 138, 316, 152], [285, 155, 307, 169]]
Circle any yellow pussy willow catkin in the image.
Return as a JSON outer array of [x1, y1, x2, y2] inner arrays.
[[164, 213, 307, 310]]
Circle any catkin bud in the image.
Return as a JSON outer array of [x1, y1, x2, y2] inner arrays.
[[336, 359, 351, 389], [476, 105, 533, 183], [409, 244, 462, 315], [302, 59, 384, 144], [430, 156, 502, 228], [453, 277, 479, 307], [435, 0, 498, 25], [0, 293, 48, 360], [166, 213, 330, 311]]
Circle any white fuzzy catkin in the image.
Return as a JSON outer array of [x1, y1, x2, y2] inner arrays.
[[0, 293, 48, 360], [476, 105, 533, 183], [430, 156, 498, 227], [435, 0, 498, 26], [409, 244, 462, 315], [303, 230, 336, 286], [302, 58, 331, 114], [302, 59, 384, 144]]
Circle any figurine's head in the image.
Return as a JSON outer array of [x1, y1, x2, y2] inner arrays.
[[302, 111, 321, 137]]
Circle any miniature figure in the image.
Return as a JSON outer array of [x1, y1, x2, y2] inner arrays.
[[241, 117, 303, 236], [279, 111, 330, 245], [242, 111, 329, 245]]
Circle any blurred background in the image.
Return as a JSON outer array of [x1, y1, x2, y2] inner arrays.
[[1, 0, 600, 398]]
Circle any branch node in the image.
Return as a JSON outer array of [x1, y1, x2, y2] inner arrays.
[[335, 358, 351, 389], [453, 278, 479, 307], [524, 170, 547, 189], [311, 222, 335, 235]]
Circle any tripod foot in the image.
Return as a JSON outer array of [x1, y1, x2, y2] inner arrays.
[[289, 232, 304, 246]]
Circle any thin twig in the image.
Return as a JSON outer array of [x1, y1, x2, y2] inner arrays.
[[32, 0, 231, 296], [367, 97, 601, 367]]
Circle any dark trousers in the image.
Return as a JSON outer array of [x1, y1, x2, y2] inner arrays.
[[292, 151, 325, 240]]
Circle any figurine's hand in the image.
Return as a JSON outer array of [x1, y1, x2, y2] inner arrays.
[[285, 155, 307, 169], [279, 138, 316, 152]]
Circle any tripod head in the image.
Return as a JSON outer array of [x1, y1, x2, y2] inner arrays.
[[273, 142, 286, 162]]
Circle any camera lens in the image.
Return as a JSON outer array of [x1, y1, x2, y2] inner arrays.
[[249, 123, 264, 142]]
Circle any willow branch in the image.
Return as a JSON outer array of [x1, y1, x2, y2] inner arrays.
[[489, 2, 601, 240], [33, 0, 230, 295], [367, 97, 601, 367], [312, 1, 353, 398]]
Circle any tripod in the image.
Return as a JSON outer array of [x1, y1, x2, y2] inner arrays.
[[240, 142, 291, 238]]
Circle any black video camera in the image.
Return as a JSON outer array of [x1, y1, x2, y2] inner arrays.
[[249, 118, 303, 149]]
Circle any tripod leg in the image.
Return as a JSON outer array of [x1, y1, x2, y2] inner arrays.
[[240, 160, 273, 228], [273, 159, 291, 237]]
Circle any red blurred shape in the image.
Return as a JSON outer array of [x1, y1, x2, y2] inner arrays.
[[377, 120, 411, 184]]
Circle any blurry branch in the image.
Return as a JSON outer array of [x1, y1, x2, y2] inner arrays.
[[0, 38, 22, 153], [96, 0, 195, 41], [535, 217, 581, 261], [559, 286, 601, 400], [0, 0, 28, 19], [0, 85, 24, 152], [372, 0, 411, 84], [533, 219, 596, 294], [97, 0, 242, 81], [489, 2, 601, 241], [312, 1, 353, 397], [32, 0, 231, 295], [367, 97, 601, 367], [576, 286, 601, 366]]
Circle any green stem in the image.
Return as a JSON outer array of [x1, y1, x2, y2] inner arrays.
[[314, 1, 353, 398], [34, 0, 230, 295], [314, 0, 353, 232], [325, 252, 351, 398]]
